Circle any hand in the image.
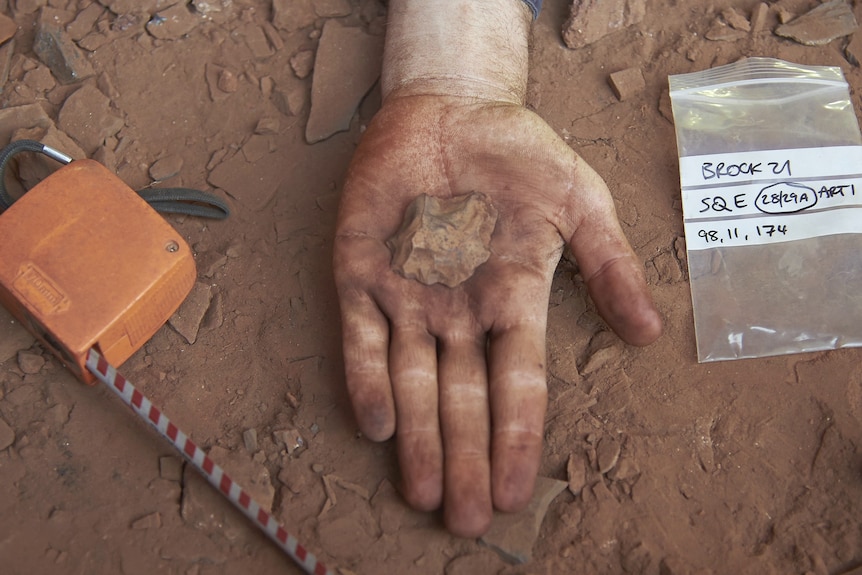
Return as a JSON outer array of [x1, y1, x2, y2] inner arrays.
[[333, 94, 662, 536]]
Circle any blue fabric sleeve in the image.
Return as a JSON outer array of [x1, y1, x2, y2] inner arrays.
[[522, 0, 542, 19]]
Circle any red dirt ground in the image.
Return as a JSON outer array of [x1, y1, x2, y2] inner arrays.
[[1, 1, 861, 574]]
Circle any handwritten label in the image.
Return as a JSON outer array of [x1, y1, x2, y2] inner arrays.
[[679, 146, 862, 250]]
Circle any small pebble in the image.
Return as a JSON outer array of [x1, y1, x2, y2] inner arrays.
[[243, 428, 258, 452], [217, 69, 238, 93], [17, 351, 45, 374], [149, 155, 183, 181], [608, 67, 645, 102], [596, 436, 621, 474]]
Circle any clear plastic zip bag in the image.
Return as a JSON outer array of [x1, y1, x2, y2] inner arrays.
[[669, 58, 862, 361]]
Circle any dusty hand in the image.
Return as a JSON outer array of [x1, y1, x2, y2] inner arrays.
[[333, 95, 662, 536]]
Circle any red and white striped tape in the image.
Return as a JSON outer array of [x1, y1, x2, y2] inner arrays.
[[85, 348, 333, 575]]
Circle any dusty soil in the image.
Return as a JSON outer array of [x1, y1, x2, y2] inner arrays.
[[1, 1, 861, 574]]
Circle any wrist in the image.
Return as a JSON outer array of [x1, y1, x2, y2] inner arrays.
[[381, 0, 532, 105]]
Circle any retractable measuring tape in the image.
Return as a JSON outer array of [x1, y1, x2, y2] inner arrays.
[[0, 141, 332, 575]]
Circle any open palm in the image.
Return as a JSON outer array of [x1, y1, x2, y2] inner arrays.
[[333, 95, 661, 537]]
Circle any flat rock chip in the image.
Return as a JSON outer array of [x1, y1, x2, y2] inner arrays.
[[66, 3, 105, 41], [387, 192, 498, 288], [17, 350, 45, 374], [290, 49, 315, 79], [596, 436, 621, 474], [775, 0, 858, 46], [57, 84, 124, 154], [480, 476, 568, 564], [272, 0, 316, 32], [149, 154, 183, 181], [0, 13, 16, 44], [169, 281, 213, 344], [314, 0, 352, 18], [0, 417, 15, 451], [608, 67, 645, 101], [751, 2, 770, 33], [563, 0, 646, 49], [33, 21, 94, 84], [306, 19, 383, 143], [567, 452, 588, 496], [722, 7, 751, 31], [147, 3, 201, 40]]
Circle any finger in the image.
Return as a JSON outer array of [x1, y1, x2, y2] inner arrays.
[[338, 287, 396, 441], [438, 331, 493, 538], [390, 321, 443, 511], [488, 320, 548, 512], [567, 164, 662, 346]]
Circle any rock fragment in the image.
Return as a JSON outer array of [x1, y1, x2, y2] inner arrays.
[[596, 436, 621, 474], [274, 83, 307, 117], [314, 0, 352, 18], [775, 0, 858, 46], [776, 8, 795, 25], [23, 65, 55, 92], [205, 63, 233, 101], [57, 84, 124, 154], [243, 24, 274, 59], [216, 68, 238, 93], [131, 512, 162, 529], [306, 19, 384, 143], [580, 344, 621, 375], [0, 38, 14, 91], [0, 13, 17, 44], [290, 49, 315, 79], [0, 417, 14, 451], [242, 428, 258, 452], [33, 20, 94, 84], [147, 3, 201, 40], [254, 117, 279, 135], [480, 476, 568, 564], [66, 3, 104, 41], [17, 351, 45, 374], [149, 155, 183, 181], [387, 192, 498, 288], [273, 0, 316, 32], [608, 67, 645, 101], [750, 3, 770, 34], [169, 282, 213, 344], [562, 0, 646, 49], [722, 7, 751, 31], [566, 452, 588, 495], [705, 18, 748, 42]]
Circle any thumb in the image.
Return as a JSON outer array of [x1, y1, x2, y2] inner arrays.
[[565, 165, 662, 347]]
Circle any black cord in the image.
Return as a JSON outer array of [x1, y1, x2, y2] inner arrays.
[[0, 139, 230, 219], [138, 188, 230, 219], [0, 139, 68, 210]]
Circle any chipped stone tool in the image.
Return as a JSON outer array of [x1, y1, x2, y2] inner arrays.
[[387, 191, 498, 287]]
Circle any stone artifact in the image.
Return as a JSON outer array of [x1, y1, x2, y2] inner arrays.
[[387, 192, 498, 287]]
